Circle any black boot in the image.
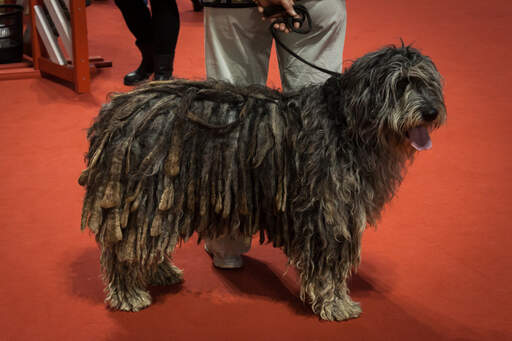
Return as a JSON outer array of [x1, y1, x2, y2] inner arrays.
[[153, 54, 173, 81], [124, 42, 154, 86], [124, 62, 153, 85]]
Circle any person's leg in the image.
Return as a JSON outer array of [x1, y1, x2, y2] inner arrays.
[[276, 0, 347, 91], [114, 0, 155, 85], [114, 0, 153, 46], [204, 6, 273, 86], [150, 0, 180, 80], [203, 6, 272, 267]]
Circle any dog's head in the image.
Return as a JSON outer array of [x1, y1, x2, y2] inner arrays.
[[341, 44, 446, 151]]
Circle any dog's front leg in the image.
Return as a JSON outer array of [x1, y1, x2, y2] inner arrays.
[[100, 247, 152, 312], [287, 211, 362, 321], [298, 263, 362, 321]]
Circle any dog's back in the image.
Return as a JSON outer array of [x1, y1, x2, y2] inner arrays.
[[79, 80, 319, 262]]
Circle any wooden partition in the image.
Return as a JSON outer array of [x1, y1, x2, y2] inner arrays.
[[0, 0, 111, 93]]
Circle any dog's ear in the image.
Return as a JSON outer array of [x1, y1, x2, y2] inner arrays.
[[323, 77, 347, 127]]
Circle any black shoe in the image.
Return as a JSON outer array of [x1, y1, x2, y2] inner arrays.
[[153, 54, 173, 81], [123, 65, 153, 86], [191, 0, 203, 12], [124, 41, 154, 86]]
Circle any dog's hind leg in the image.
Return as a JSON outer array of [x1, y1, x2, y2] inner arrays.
[[145, 228, 183, 286], [149, 257, 183, 286], [100, 247, 152, 312]]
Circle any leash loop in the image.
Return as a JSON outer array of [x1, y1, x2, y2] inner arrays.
[[267, 4, 342, 78], [264, 4, 311, 33]]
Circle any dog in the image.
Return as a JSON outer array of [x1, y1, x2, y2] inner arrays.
[[79, 44, 446, 321]]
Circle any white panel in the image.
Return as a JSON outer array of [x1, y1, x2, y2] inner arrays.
[[34, 5, 66, 65], [43, 0, 72, 59]]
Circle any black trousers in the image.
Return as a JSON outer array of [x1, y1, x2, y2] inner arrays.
[[114, 0, 180, 56]]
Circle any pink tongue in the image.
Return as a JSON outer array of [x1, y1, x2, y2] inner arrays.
[[408, 126, 432, 151]]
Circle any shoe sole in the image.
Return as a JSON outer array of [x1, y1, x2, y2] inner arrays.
[[204, 244, 244, 269]]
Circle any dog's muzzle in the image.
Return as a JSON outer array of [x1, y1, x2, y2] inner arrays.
[[406, 107, 439, 151], [407, 126, 432, 151]]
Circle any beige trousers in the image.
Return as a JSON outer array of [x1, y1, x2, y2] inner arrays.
[[204, 0, 346, 92]]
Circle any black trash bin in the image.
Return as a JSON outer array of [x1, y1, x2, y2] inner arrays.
[[0, 4, 23, 64]]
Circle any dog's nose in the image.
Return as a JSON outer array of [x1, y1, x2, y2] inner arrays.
[[422, 108, 438, 122]]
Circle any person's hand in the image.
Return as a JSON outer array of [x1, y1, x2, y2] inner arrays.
[[253, 0, 301, 33]]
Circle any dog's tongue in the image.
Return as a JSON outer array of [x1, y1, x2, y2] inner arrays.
[[408, 126, 432, 151]]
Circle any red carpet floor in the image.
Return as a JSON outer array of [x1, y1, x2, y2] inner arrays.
[[1, 0, 511, 340]]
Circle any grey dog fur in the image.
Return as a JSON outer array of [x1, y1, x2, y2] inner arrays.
[[79, 45, 446, 321]]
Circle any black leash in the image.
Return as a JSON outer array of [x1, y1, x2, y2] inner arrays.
[[264, 4, 342, 79]]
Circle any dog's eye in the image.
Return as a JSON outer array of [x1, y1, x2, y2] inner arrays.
[[396, 79, 409, 98]]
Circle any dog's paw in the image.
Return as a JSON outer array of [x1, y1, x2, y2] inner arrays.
[[106, 288, 152, 312], [318, 296, 362, 321], [150, 262, 184, 286]]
